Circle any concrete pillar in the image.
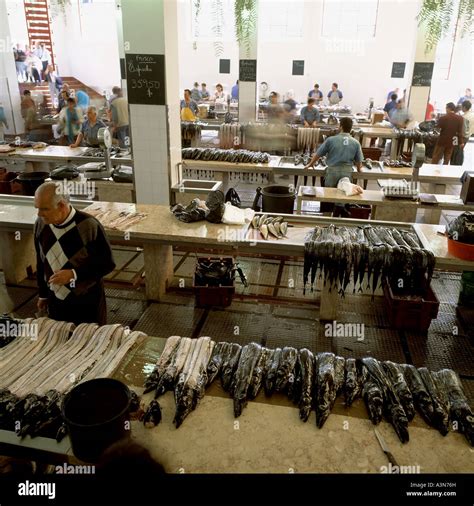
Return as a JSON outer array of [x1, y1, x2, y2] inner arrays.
[[120, 0, 181, 205], [0, 0, 24, 135], [406, 20, 437, 123], [238, 3, 259, 123]]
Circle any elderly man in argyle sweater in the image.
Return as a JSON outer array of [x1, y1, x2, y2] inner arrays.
[[34, 182, 115, 325]]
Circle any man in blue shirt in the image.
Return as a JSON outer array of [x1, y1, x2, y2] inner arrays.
[[308, 84, 323, 103], [231, 80, 239, 100], [457, 88, 472, 106], [328, 83, 343, 105], [383, 93, 397, 119], [304, 117, 362, 186], [75, 89, 90, 114], [200, 83, 210, 101], [300, 98, 320, 126], [70, 106, 106, 147], [190, 82, 201, 102]]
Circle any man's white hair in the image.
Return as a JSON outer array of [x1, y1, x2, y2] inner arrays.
[[87, 105, 97, 114], [36, 181, 71, 207]]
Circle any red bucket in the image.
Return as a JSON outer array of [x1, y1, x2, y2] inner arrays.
[[447, 238, 474, 261]]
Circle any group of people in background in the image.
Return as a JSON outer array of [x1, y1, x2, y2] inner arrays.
[[13, 42, 51, 84]]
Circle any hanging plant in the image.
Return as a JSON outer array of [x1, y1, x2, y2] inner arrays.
[[193, 0, 201, 48], [49, 0, 71, 22], [212, 0, 224, 57], [417, 0, 473, 52], [234, 0, 257, 57]]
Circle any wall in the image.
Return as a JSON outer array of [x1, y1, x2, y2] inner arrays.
[[178, 0, 471, 115], [51, 0, 121, 93]]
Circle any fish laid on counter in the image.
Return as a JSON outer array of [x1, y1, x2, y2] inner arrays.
[[344, 358, 362, 407], [174, 337, 214, 428], [303, 224, 435, 297], [143, 400, 162, 428], [232, 343, 263, 417], [402, 364, 436, 428], [264, 347, 282, 396], [314, 352, 336, 429], [383, 361, 415, 422], [434, 369, 474, 446], [418, 367, 450, 436], [248, 348, 269, 400], [206, 341, 230, 387], [275, 347, 298, 394], [221, 343, 242, 393], [144, 335, 181, 394], [297, 349, 314, 422]]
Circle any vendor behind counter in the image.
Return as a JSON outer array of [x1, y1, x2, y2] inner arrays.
[[70, 105, 106, 148]]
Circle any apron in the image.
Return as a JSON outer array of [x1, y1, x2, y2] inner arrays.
[[323, 164, 353, 187], [328, 91, 340, 105], [181, 106, 196, 121]]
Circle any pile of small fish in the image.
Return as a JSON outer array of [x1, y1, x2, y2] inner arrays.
[[82, 146, 122, 157], [250, 214, 289, 240], [303, 225, 435, 296], [144, 337, 473, 446], [382, 158, 413, 168], [297, 128, 320, 152], [182, 147, 270, 164]]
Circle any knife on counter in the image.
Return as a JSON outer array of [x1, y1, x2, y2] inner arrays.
[[374, 428, 399, 468]]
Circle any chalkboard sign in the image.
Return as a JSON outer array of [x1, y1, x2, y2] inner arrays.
[[292, 60, 304, 76], [391, 62, 405, 78], [412, 62, 434, 87], [239, 59, 257, 82], [219, 59, 230, 74], [125, 54, 165, 105]]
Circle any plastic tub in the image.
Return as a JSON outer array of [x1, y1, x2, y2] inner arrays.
[[447, 238, 474, 261], [14, 171, 50, 196], [62, 378, 131, 462], [261, 185, 295, 214]]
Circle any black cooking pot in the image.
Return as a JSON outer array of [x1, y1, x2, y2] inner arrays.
[[14, 171, 50, 196]]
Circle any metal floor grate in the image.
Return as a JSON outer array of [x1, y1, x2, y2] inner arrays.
[[134, 303, 205, 338], [107, 297, 148, 328]]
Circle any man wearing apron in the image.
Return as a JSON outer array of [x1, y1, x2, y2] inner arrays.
[[304, 117, 363, 214]]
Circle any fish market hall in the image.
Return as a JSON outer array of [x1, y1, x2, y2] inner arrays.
[[0, 0, 473, 487]]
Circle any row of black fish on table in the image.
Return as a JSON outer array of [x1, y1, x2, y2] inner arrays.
[[0, 387, 144, 441], [144, 336, 473, 446], [303, 225, 435, 297], [182, 147, 270, 164]]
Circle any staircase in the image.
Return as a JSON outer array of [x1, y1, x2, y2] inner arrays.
[[23, 0, 55, 67], [19, 78, 106, 114]]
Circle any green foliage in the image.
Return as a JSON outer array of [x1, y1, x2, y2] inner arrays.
[[234, 0, 257, 57], [417, 0, 474, 52], [50, 0, 71, 20], [194, 0, 201, 42]]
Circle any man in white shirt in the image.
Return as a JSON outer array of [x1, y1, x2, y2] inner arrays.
[[451, 100, 474, 165], [34, 42, 51, 82]]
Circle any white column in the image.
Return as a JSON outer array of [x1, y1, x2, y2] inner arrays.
[[238, 3, 259, 123], [0, 0, 24, 135], [406, 21, 437, 123], [121, 0, 181, 205]]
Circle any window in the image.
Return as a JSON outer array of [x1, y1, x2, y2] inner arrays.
[[259, 0, 304, 40], [322, 0, 379, 38], [191, 0, 235, 42]]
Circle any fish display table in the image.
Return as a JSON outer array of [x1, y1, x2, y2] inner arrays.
[[0, 199, 472, 316], [1, 334, 472, 473], [0, 145, 133, 170], [296, 186, 472, 224]]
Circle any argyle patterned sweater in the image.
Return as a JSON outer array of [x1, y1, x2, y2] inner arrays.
[[34, 209, 115, 301]]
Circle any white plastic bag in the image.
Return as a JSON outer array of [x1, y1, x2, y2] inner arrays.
[[221, 202, 255, 225], [337, 177, 363, 196]]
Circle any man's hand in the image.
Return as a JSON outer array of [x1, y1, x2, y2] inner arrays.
[[69, 143, 78, 148], [304, 121, 309, 127], [49, 269, 75, 286], [37, 298, 48, 311]]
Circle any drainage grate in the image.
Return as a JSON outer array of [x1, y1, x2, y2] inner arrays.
[[106, 297, 147, 329], [105, 287, 146, 301], [264, 318, 328, 351], [460, 378, 474, 406], [406, 331, 474, 376], [199, 310, 269, 346], [134, 303, 205, 337]]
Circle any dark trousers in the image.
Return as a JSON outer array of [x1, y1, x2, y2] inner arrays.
[[41, 61, 48, 81], [48, 281, 107, 325]]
